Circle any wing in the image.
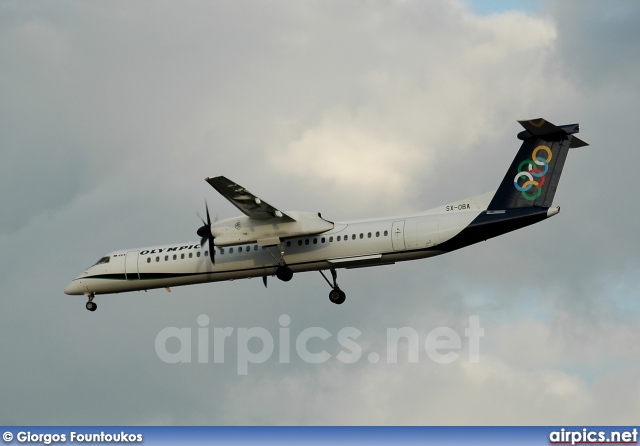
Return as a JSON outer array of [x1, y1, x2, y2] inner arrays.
[[205, 176, 295, 221]]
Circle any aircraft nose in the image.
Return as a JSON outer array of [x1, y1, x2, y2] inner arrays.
[[64, 280, 82, 295]]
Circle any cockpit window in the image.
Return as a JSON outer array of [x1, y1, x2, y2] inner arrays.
[[93, 256, 110, 266]]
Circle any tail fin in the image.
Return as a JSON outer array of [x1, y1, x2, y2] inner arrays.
[[487, 118, 588, 211]]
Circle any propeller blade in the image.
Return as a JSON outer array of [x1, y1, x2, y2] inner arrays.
[[208, 236, 215, 264], [196, 200, 216, 265]]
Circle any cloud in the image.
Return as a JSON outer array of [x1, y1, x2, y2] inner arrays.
[[269, 108, 430, 211], [264, 5, 566, 216], [216, 314, 640, 425]]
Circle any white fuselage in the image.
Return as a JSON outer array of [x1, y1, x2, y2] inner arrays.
[[64, 193, 494, 297]]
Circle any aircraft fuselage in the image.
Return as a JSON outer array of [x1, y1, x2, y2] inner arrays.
[[64, 192, 558, 297]]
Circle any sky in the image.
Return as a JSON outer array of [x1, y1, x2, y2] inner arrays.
[[1, 0, 639, 425]]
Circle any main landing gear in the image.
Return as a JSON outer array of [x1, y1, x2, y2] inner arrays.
[[85, 293, 97, 312], [276, 265, 293, 282], [320, 268, 346, 305], [267, 242, 294, 282], [265, 243, 346, 304]]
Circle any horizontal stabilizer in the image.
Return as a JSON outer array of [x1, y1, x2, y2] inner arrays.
[[569, 136, 589, 148], [517, 119, 587, 147], [518, 118, 566, 137]]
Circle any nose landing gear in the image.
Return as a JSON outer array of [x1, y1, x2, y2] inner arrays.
[[320, 268, 346, 304], [85, 293, 97, 312]]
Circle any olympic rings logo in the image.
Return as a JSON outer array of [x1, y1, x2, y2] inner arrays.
[[513, 145, 552, 201]]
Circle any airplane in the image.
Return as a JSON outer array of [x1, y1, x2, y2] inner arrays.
[[65, 118, 588, 311]]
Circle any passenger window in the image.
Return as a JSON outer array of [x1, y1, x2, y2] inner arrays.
[[247, 245, 251, 252], [229, 248, 234, 254], [298, 240, 302, 246], [204, 251, 208, 257], [181, 253, 185, 259], [286, 241, 291, 247], [352, 234, 356, 240], [384, 230, 388, 236], [220, 248, 224, 254], [239, 247, 243, 253], [337, 236, 341, 241], [368, 232, 371, 238], [254, 245, 258, 251], [165, 255, 169, 261], [376, 231, 380, 237], [305, 239, 309, 245], [147, 257, 151, 263], [313, 238, 317, 244], [173, 254, 177, 260], [156, 256, 160, 262], [189, 252, 193, 258], [360, 233, 363, 239], [197, 251, 201, 257], [329, 236, 333, 242]]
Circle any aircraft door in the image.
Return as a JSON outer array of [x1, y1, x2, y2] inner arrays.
[[125, 251, 140, 280], [391, 220, 406, 251]]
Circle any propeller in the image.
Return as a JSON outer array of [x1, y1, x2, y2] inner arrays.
[[196, 201, 215, 264]]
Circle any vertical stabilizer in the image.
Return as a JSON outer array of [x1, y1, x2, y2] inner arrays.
[[487, 118, 587, 210]]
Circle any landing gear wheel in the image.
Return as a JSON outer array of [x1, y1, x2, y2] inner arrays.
[[329, 288, 346, 305], [85, 293, 97, 312], [321, 268, 346, 305], [276, 265, 293, 282]]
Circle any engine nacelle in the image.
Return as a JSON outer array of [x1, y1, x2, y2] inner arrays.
[[211, 211, 333, 246]]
